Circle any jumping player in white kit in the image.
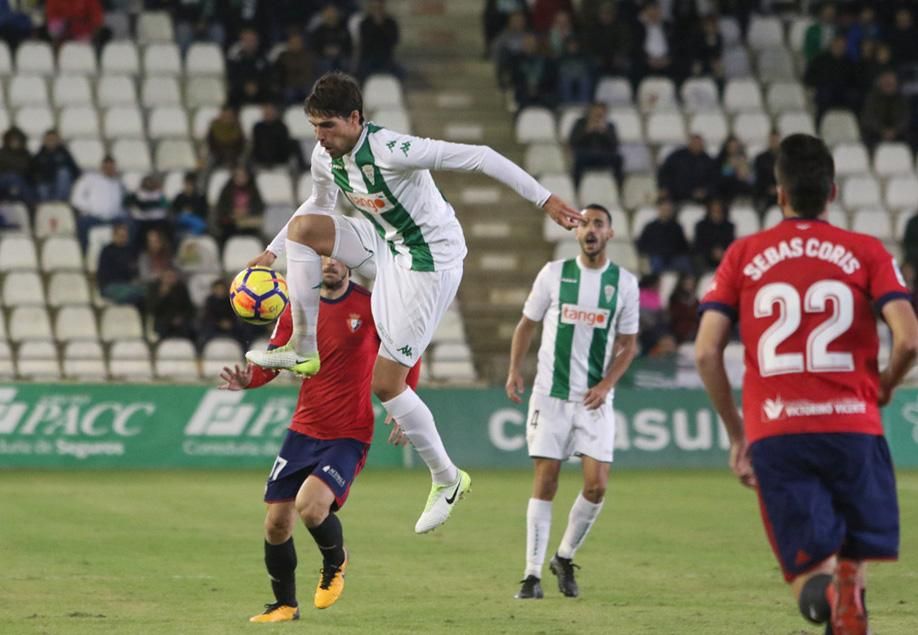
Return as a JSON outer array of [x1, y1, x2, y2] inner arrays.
[[245, 72, 581, 534]]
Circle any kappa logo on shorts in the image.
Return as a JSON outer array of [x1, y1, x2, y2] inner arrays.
[[347, 313, 363, 332], [397, 345, 414, 358], [322, 465, 347, 488]]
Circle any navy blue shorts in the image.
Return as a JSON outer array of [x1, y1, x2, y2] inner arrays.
[[264, 430, 369, 510], [750, 433, 899, 582]]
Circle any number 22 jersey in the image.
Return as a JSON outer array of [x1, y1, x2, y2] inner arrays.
[[700, 217, 911, 443]]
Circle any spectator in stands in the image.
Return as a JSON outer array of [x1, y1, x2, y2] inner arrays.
[[310, 4, 353, 74], [227, 27, 273, 106], [0, 126, 33, 206], [214, 166, 265, 244], [803, 2, 836, 63], [0, 1, 32, 51], [686, 13, 723, 84], [804, 34, 857, 123], [198, 277, 255, 348], [568, 102, 622, 186], [693, 197, 735, 272], [853, 39, 893, 102], [657, 134, 718, 205], [46, 0, 105, 46], [529, 0, 574, 34], [715, 135, 753, 204], [632, 1, 674, 83], [845, 6, 880, 61], [860, 70, 910, 149], [483, 0, 529, 57], [493, 11, 529, 90], [206, 105, 246, 169], [902, 210, 918, 269], [636, 195, 692, 274], [70, 156, 127, 251], [251, 103, 303, 169], [510, 33, 556, 110], [148, 267, 196, 341], [97, 221, 146, 307], [886, 7, 918, 67], [668, 272, 699, 344], [546, 10, 574, 56], [170, 0, 225, 54], [273, 30, 315, 105], [752, 130, 780, 213], [637, 273, 670, 355], [31, 129, 81, 203], [582, 1, 633, 78], [357, 0, 401, 79], [171, 172, 209, 237], [138, 227, 174, 283], [126, 174, 172, 249], [555, 36, 594, 105]]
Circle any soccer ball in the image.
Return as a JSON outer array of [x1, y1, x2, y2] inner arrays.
[[229, 266, 289, 325]]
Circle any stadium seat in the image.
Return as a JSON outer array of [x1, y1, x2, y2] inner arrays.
[[697, 271, 716, 297], [885, 175, 918, 211], [731, 111, 771, 147], [607, 107, 643, 143], [723, 79, 763, 113], [873, 143, 914, 177], [832, 143, 870, 177], [296, 173, 314, 201], [2, 202, 29, 234], [556, 106, 584, 141], [523, 143, 565, 176], [34, 203, 76, 238], [16, 340, 61, 380], [206, 168, 231, 206], [431, 306, 465, 343], [262, 205, 294, 240], [637, 77, 677, 112], [100, 305, 144, 342], [239, 104, 262, 136], [765, 81, 806, 114], [111, 138, 152, 172], [538, 174, 576, 207], [96, 75, 137, 108], [141, 76, 182, 107], [186, 271, 216, 307], [679, 77, 719, 113], [895, 209, 914, 240], [155, 338, 200, 381], [2, 270, 44, 306], [63, 340, 108, 380], [58, 41, 97, 75], [192, 106, 220, 140], [8, 305, 52, 342], [0, 235, 38, 270], [607, 241, 640, 271], [47, 271, 91, 307], [755, 47, 795, 82], [747, 15, 784, 50], [121, 171, 143, 193], [431, 342, 477, 382], [15, 40, 54, 75], [851, 208, 893, 241], [186, 43, 225, 75], [688, 111, 729, 147], [40, 236, 83, 272], [108, 339, 154, 381], [14, 105, 54, 138], [185, 76, 225, 109], [54, 305, 99, 341], [176, 235, 222, 274], [284, 105, 315, 140], [645, 111, 686, 146], [542, 214, 570, 242], [161, 171, 185, 199], [841, 175, 881, 209], [0, 40, 11, 75], [777, 111, 815, 137], [678, 204, 706, 241], [730, 204, 760, 237], [787, 17, 813, 52], [718, 16, 742, 46], [819, 110, 861, 146], [201, 337, 243, 376], [0, 107, 8, 133], [372, 107, 411, 133], [70, 139, 106, 171], [256, 172, 295, 206], [155, 139, 197, 172], [622, 174, 657, 210], [148, 107, 190, 140], [84, 225, 113, 273], [631, 205, 658, 238], [620, 142, 653, 174], [137, 10, 174, 43], [363, 74, 403, 110], [515, 107, 556, 143], [722, 45, 752, 79], [101, 42, 140, 75], [578, 172, 619, 207], [59, 105, 100, 139], [222, 236, 265, 273], [827, 206, 849, 229], [104, 106, 145, 139], [143, 43, 182, 76], [52, 76, 93, 107], [594, 77, 633, 108], [8, 76, 49, 106]]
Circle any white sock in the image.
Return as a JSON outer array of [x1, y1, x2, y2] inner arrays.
[[382, 388, 457, 485], [525, 498, 552, 578], [285, 239, 321, 355], [557, 493, 604, 559]]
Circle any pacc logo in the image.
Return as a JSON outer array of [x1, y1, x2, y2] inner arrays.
[[184, 390, 296, 437], [560, 304, 610, 328], [0, 388, 153, 437]]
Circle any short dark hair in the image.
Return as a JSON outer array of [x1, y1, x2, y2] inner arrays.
[[775, 134, 835, 219], [583, 203, 612, 225], [305, 72, 363, 121]]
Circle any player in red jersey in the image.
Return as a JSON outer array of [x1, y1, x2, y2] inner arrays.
[[695, 134, 918, 635], [219, 257, 420, 622]]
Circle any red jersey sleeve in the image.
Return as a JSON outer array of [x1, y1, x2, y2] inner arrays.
[[246, 305, 293, 389], [699, 239, 744, 320], [406, 359, 422, 390], [864, 239, 911, 309]]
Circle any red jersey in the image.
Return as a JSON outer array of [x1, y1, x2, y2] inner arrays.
[[247, 282, 420, 444], [700, 218, 910, 443]]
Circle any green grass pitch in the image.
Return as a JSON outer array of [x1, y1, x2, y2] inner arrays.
[[1, 469, 916, 634]]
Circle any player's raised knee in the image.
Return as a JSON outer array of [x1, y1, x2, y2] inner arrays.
[[289, 215, 335, 254]]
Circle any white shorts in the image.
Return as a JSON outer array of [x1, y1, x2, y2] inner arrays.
[[332, 214, 462, 367], [526, 393, 616, 463]]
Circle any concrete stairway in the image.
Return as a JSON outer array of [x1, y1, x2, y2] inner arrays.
[[388, 0, 552, 383]]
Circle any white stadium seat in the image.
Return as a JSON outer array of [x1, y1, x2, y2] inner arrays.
[[756, 47, 795, 82], [637, 77, 677, 112], [594, 77, 633, 108], [678, 204, 706, 242], [689, 111, 729, 147], [52, 76, 93, 107], [148, 106, 190, 139], [58, 42, 97, 75], [70, 139, 106, 171], [372, 107, 411, 134], [201, 337, 243, 376], [832, 143, 870, 177], [59, 106, 100, 139], [885, 175, 918, 211], [101, 41, 140, 75], [0, 235, 39, 270], [841, 175, 881, 209], [747, 15, 784, 50], [8, 306, 52, 342], [176, 236, 222, 274], [192, 106, 220, 140], [185, 77, 225, 109], [222, 236, 264, 273], [622, 174, 657, 210], [538, 174, 576, 208], [96, 75, 137, 107], [578, 172, 619, 207], [523, 143, 565, 176], [104, 106, 145, 139], [777, 111, 815, 137], [256, 172, 295, 206], [141, 76, 182, 107], [35, 203, 76, 238], [363, 74, 403, 110], [63, 340, 108, 380], [108, 339, 154, 381], [819, 110, 861, 146], [787, 17, 813, 52], [515, 107, 556, 143], [284, 106, 315, 140], [155, 338, 200, 381], [723, 79, 763, 113], [722, 45, 752, 79], [143, 42, 182, 76], [15, 105, 54, 138], [100, 305, 144, 342], [850, 208, 893, 241], [40, 236, 83, 272], [138, 12, 175, 44], [730, 204, 760, 237], [47, 271, 91, 307], [765, 81, 806, 114], [8, 75, 48, 106], [608, 107, 643, 144], [54, 305, 99, 341], [2, 270, 45, 306], [679, 77, 719, 113], [155, 139, 197, 172], [16, 41, 54, 75], [0, 40, 12, 75], [731, 111, 771, 147], [556, 106, 585, 141], [873, 143, 914, 177], [111, 138, 152, 172], [186, 43, 225, 75], [16, 340, 61, 380], [645, 111, 686, 145], [85, 225, 113, 273]]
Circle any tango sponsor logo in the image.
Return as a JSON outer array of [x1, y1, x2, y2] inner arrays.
[[344, 191, 394, 215], [560, 304, 610, 328]]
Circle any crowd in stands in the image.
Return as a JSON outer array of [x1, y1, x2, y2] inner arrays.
[[0, 0, 404, 353]]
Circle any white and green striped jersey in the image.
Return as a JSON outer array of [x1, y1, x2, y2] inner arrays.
[[269, 123, 552, 272], [523, 256, 640, 402]]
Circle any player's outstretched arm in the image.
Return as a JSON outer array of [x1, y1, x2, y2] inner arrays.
[[879, 298, 918, 405], [506, 316, 538, 403]]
